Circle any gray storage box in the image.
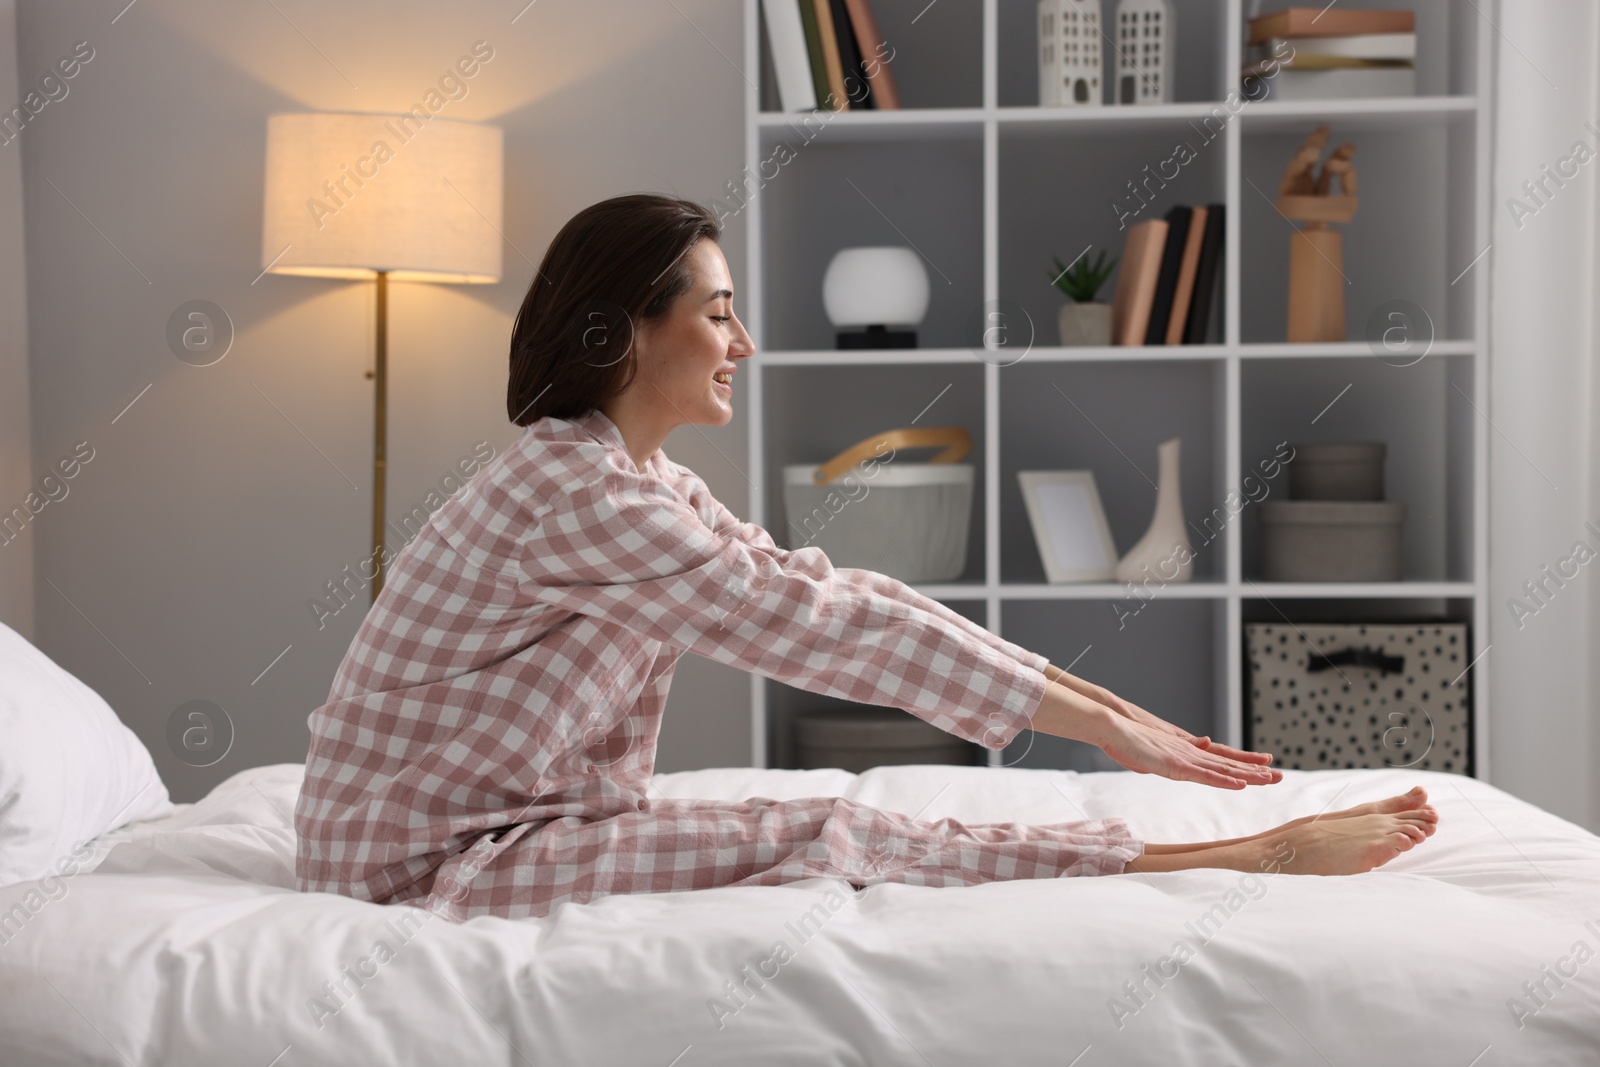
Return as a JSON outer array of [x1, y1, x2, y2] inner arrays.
[[795, 708, 974, 773], [1289, 441, 1386, 501], [1245, 621, 1472, 773], [1260, 500, 1405, 582]]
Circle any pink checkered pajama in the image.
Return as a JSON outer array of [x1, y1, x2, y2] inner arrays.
[[293, 407, 1144, 921]]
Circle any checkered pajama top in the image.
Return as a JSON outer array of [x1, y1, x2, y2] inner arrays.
[[293, 407, 1140, 920]]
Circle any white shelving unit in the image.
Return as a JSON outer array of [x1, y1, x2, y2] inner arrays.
[[740, 0, 1490, 776]]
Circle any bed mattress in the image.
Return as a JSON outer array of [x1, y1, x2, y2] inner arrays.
[[2, 762, 1597, 1065]]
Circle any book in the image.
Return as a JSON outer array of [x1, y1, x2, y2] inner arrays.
[[1254, 65, 1417, 100], [1110, 219, 1169, 346], [1145, 207, 1192, 345], [797, 0, 832, 110], [828, 0, 874, 108], [1183, 204, 1224, 345], [1251, 32, 1417, 61], [1165, 205, 1208, 345], [1247, 7, 1415, 44], [762, 0, 818, 112], [812, 0, 851, 110], [843, 0, 901, 109], [1242, 54, 1413, 74]]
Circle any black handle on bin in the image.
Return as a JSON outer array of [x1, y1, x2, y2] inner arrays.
[[1306, 646, 1405, 675]]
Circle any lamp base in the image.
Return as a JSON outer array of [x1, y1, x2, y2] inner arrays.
[[836, 324, 917, 350]]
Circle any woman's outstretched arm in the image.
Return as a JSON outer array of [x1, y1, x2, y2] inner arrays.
[[1038, 660, 1278, 768], [659, 455, 1280, 790]]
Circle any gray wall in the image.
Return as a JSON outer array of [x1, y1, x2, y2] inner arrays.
[[0, 0, 34, 641], [15, 0, 752, 801]]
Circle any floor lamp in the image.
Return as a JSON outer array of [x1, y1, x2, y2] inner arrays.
[[260, 112, 503, 604]]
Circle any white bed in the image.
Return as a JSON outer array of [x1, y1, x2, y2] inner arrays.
[[2, 761, 1598, 1066]]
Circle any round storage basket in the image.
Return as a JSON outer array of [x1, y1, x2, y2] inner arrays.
[[1287, 441, 1387, 501], [782, 427, 974, 583], [795, 708, 974, 773], [1259, 500, 1406, 582]]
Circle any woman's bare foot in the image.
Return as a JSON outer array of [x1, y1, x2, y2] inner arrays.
[[1139, 787, 1438, 857], [1262, 812, 1431, 875], [1297, 785, 1433, 827], [1127, 799, 1436, 876]]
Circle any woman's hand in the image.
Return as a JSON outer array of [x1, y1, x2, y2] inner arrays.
[[1092, 685, 1278, 769], [1027, 668, 1281, 789], [1086, 712, 1282, 789]]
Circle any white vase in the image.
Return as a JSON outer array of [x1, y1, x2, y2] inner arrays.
[[1057, 302, 1112, 346], [1114, 436, 1193, 584]]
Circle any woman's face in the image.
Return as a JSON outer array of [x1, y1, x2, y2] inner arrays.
[[630, 238, 754, 428]]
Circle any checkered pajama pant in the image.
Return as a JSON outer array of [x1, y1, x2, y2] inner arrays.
[[404, 794, 1144, 921]]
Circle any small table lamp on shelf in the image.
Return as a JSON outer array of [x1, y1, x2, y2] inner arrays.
[[821, 246, 929, 349], [260, 111, 503, 603]]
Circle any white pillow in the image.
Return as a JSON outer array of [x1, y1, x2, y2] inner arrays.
[[0, 620, 172, 886]]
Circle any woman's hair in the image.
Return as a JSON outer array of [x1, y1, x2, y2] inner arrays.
[[506, 193, 722, 425]]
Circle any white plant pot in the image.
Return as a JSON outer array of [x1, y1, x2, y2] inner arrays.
[[1058, 302, 1112, 347]]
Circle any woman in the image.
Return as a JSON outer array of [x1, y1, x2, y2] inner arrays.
[[294, 194, 1437, 921]]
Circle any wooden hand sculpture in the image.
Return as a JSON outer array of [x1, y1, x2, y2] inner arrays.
[[1316, 144, 1358, 197], [1278, 124, 1331, 198], [1276, 125, 1359, 341]]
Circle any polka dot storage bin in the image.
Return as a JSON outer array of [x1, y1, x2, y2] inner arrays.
[[1244, 622, 1473, 775]]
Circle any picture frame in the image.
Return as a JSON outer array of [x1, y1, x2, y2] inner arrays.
[[1017, 470, 1119, 582]]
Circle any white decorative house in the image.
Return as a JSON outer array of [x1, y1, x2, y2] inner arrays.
[[1114, 0, 1174, 105], [1038, 0, 1103, 107]]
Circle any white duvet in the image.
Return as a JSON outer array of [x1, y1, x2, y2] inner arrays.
[[2, 762, 1598, 1066]]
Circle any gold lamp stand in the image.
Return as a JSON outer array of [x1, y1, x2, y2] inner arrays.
[[369, 270, 388, 604]]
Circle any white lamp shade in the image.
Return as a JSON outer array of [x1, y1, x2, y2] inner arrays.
[[822, 246, 930, 328], [261, 111, 503, 284]]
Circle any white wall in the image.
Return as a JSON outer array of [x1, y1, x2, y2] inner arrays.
[[0, 0, 34, 640], [15, 0, 752, 801], [1489, 0, 1600, 831]]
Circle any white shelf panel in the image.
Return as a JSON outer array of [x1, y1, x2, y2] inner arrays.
[[1239, 95, 1477, 133], [909, 581, 1483, 602], [995, 102, 1232, 136], [1241, 581, 1477, 600], [1236, 340, 1475, 359], [907, 582, 1250, 601], [1001, 582, 1229, 601], [757, 108, 981, 142], [1005, 344, 1226, 363], [755, 97, 1476, 140], [755, 347, 982, 366], [755, 346, 1226, 365], [757, 342, 1474, 365]]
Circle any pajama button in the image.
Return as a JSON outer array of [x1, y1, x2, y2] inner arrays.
[[637, 799, 648, 811], [585, 764, 596, 773]]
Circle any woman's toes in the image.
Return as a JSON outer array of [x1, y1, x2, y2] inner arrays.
[[1358, 790, 1427, 816], [1393, 787, 1429, 810]]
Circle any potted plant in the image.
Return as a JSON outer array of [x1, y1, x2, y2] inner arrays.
[[1049, 248, 1117, 346]]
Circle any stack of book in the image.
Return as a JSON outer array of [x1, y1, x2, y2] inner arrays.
[[761, 0, 901, 111], [1109, 205, 1225, 346], [1242, 7, 1417, 101]]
